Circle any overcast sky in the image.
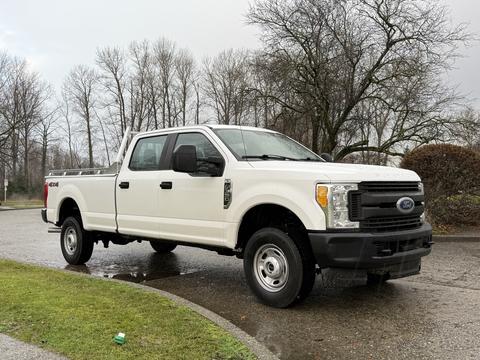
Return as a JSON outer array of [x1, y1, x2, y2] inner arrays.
[[1, 0, 479, 107]]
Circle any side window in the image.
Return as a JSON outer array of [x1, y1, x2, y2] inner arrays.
[[174, 133, 221, 159], [129, 135, 167, 171]]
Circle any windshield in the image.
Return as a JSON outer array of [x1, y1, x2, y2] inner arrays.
[[214, 128, 322, 161]]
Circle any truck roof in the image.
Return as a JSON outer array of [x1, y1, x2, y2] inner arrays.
[[133, 124, 277, 138]]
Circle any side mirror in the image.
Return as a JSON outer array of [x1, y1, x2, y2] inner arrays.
[[200, 156, 225, 177], [173, 145, 197, 173], [320, 153, 334, 162]]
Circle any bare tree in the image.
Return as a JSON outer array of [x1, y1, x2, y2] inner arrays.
[[36, 106, 58, 177], [18, 72, 51, 186], [64, 65, 98, 168], [59, 88, 75, 168], [203, 49, 250, 125], [192, 70, 203, 125], [175, 49, 195, 126], [129, 40, 150, 132], [96, 46, 128, 137], [153, 38, 177, 128], [247, 0, 471, 158]]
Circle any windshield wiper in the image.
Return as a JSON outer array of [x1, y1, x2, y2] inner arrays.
[[242, 154, 298, 161], [298, 157, 322, 162]]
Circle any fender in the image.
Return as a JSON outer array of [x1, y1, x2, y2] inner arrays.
[[228, 180, 327, 232], [55, 184, 88, 227]]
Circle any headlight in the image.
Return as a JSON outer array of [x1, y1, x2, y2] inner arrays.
[[316, 184, 359, 229], [418, 182, 424, 194], [419, 182, 425, 223]]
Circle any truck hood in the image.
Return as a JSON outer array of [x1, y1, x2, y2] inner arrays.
[[247, 161, 420, 183]]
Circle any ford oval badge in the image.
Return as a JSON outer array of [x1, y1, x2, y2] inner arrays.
[[396, 197, 415, 214]]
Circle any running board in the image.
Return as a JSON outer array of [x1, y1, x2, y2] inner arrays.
[[48, 227, 61, 233]]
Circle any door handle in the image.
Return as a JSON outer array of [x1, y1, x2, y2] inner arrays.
[[119, 181, 130, 189], [160, 181, 172, 190]]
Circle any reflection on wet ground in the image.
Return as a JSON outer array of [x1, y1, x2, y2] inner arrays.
[[64, 253, 199, 283], [1, 209, 479, 359]]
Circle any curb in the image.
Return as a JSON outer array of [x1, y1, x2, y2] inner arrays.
[[4, 259, 278, 360], [432, 234, 480, 243]]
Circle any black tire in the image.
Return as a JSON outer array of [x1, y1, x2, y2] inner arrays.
[[243, 227, 316, 308], [60, 216, 94, 265], [366, 273, 390, 285], [150, 240, 177, 253]]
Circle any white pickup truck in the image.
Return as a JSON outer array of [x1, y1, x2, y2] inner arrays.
[[42, 125, 432, 307]]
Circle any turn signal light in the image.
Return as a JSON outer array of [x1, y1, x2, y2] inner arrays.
[[316, 185, 328, 208]]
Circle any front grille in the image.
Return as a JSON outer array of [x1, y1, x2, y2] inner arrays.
[[361, 215, 422, 232], [349, 181, 424, 232], [358, 181, 421, 192]]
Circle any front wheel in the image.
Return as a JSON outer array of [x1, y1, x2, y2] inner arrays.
[[60, 216, 94, 265], [243, 227, 316, 308]]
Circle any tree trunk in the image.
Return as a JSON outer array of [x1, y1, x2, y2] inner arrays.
[[85, 109, 94, 168]]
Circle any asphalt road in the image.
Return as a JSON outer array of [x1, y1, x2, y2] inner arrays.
[[1, 209, 479, 359]]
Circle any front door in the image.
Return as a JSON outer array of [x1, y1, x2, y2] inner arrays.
[[157, 131, 229, 247]]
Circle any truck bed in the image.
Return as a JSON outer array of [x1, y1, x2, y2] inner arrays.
[[45, 167, 118, 233]]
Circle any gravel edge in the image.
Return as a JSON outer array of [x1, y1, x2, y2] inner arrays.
[[0, 333, 67, 360]]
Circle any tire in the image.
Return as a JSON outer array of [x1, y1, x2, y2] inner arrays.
[[60, 216, 94, 265], [150, 240, 177, 253], [366, 273, 390, 285], [243, 227, 316, 308]]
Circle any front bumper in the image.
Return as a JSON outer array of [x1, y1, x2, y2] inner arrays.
[[308, 224, 432, 274], [41, 208, 48, 223]]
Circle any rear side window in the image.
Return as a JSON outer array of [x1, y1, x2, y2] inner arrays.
[[129, 135, 167, 171], [174, 133, 221, 159]]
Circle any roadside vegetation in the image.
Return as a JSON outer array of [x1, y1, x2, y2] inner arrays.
[[401, 144, 480, 233], [0, 259, 255, 360], [0, 199, 43, 209]]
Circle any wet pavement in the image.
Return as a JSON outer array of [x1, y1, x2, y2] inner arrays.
[[1, 209, 479, 359]]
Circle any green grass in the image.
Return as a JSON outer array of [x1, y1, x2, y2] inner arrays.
[[1, 199, 43, 208], [0, 260, 255, 360]]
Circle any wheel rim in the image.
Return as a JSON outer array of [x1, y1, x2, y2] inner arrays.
[[63, 227, 78, 256], [253, 244, 289, 292]]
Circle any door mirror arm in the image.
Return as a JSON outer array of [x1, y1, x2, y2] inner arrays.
[[320, 153, 334, 162]]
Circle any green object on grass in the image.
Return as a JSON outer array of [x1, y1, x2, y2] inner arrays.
[[113, 332, 126, 345]]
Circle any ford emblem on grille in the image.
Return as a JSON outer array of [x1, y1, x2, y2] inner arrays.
[[396, 197, 415, 214]]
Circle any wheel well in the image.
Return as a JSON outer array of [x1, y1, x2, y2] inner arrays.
[[58, 198, 81, 226], [236, 204, 309, 251]]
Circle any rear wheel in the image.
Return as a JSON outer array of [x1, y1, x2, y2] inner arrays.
[[150, 240, 177, 253], [60, 216, 94, 265], [243, 227, 316, 308]]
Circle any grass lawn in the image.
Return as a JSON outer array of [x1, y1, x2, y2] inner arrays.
[[0, 260, 255, 360], [1, 199, 43, 209]]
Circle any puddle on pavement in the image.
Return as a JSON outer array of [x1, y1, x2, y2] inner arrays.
[[64, 252, 201, 283], [64, 264, 199, 283]]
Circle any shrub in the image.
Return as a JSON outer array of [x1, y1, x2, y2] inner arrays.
[[400, 144, 480, 200], [428, 194, 480, 227]]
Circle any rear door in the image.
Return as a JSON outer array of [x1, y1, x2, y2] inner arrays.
[[116, 133, 169, 238], [156, 131, 229, 247]]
